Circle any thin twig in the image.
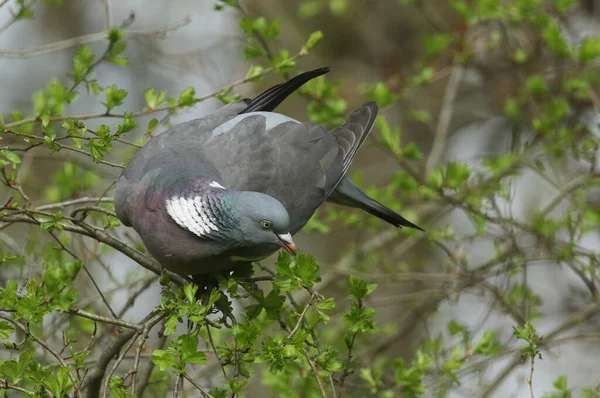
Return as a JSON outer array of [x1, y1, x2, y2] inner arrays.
[[48, 231, 118, 319], [303, 348, 328, 398], [288, 295, 314, 339], [129, 326, 149, 395], [136, 319, 167, 397], [0, 16, 192, 58], [35, 197, 114, 211], [1, 379, 34, 396], [173, 375, 183, 398], [71, 206, 117, 218], [0, 314, 82, 392], [182, 373, 215, 398], [425, 65, 464, 174], [101, 334, 140, 398], [68, 308, 143, 332], [206, 323, 228, 380], [528, 354, 535, 398], [0, 212, 188, 284]]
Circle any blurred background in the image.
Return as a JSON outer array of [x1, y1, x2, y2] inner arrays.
[[2, 0, 600, 397]]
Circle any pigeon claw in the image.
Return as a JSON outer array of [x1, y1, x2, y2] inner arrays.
[[276, 233, 297, 256]]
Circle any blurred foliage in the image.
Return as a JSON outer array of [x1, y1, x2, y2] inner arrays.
[[0, 0, 600, 397]]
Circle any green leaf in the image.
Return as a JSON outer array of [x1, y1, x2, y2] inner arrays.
[[106, 41, 128, 66], [525, 75, 549, 96], [144, 88, 166, 109], [348, 276, 377, 300], [0, 350, 32, 383], [544, 376, 572, 398], [294, 253, 320, 288], [362, 82, 398, 108], [245, 65, 264, 82], [40, 211, 65, 232], [42, 366, 75, 398], [316, 297, 335, 311], [263, 289, 285, 320], [513, 322, 541, 358], [103, 85, 128, 112], [178, 87, 199, 107], [108, 27, 125, 43], [86, 80, 103, 95], [315, 297, 336, 323], [580, 37, 600, 63], [152, 349, 177, 371], [1, 150, 21, 165], [473, 330, 502, 356], [244, 44, 264, 59], [115, 113, 137, 135], [0, 321, 14, 339], [302, 30, 324, 53], [393, 352, 433, 395], [299, 0, 322, 18], [69, 45, 95, 84], [504, 98, 521, 121], [542, 21, 569, 57], [183, 283, 198, 303], [272, 49, 296, 72], [403, 142, 423, 160], [376, 115, 401, 153], [110, 376, 134, 398], [422, 33, 453, 57], [444, 162, 471, 189], [330, 0, 350, 15], [147, 117, 159, 134]]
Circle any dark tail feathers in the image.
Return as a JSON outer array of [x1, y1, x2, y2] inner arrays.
[[239, 67, 330, 114], [328, 177, 424, 230]]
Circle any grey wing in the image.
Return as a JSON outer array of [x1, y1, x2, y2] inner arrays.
[[202, 104, 378, 233]]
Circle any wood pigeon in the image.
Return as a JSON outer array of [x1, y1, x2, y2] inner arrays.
[[114, 67, 422, 278]]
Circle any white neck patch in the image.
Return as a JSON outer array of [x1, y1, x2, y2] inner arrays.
[[165, 196, 219, 238], [209, 181, 225, 189]]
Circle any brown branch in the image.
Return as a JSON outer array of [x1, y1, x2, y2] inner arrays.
[[82, 310, 164, 397], [35, 197, 114, 211], [100, 334, 140, 398], [68, 308, 143, 332], [71, 206, 117, 218]]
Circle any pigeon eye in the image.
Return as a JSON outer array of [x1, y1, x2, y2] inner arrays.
[[261, 220, 272, 229]]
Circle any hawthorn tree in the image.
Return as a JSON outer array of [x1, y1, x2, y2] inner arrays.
[[1, 0, 600, 397]]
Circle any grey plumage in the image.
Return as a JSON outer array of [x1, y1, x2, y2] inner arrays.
[[115, 67, 421, 277]]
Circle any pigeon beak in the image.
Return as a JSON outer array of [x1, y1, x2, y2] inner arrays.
[[276, 233, 297, 256]]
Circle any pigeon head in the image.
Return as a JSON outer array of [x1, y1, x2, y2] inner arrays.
[[163, 180, 297, 260], [229, 191, 297, 256]]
